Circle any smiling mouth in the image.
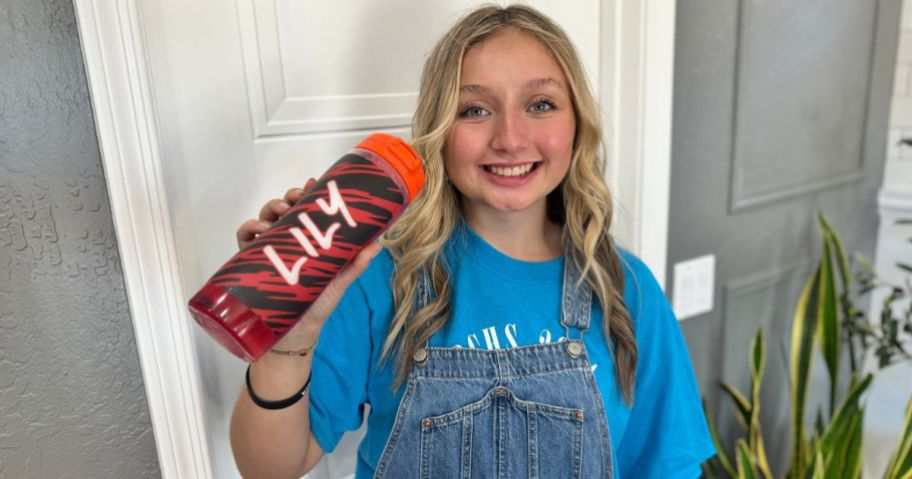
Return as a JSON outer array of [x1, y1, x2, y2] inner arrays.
[[482, 162, 541, 177]]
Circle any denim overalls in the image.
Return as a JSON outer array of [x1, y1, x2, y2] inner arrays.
[[374, 258, 614, 478]]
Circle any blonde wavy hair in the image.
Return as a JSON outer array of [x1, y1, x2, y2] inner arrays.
[[380, 4, 638, 403]]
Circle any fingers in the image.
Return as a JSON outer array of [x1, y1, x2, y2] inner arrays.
[[236, 218, 271, 249], [263, 179, 318, 221], [239, 178, 317, 249], [282, 187, 305, 208], [283, 179, 316, 203], [258, 198, 291, 223]]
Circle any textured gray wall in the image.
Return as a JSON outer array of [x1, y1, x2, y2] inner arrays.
[[0, 0, 160, 477]]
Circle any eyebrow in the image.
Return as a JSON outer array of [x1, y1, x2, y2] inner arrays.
[[459, 77, 566, 94]]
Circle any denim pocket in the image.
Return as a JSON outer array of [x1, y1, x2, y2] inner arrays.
[[419, 386, 584, 479]]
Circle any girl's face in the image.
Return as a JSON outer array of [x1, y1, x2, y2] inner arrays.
[[444, 28, 576, 221]]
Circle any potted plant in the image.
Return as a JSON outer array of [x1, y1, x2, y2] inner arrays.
[[703, 213, 912, 478]]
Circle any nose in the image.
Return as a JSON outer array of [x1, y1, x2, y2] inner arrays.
[[490, 110, 530, 154]]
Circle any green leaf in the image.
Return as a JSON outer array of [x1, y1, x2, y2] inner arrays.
[[753, 428, 774, 479], [815, 410, 827, 436], [817, 238, 840, 418], [898, 262, 912, 275], [704, 402, 737, 478], [746, 330, 773, 479], [885, 394, 912, 479], [820, 405, 864, 479], [750, 329, 766, 387], [736, 439, 757, 479], [790, 264, 822, 473], [722, 381, 753, 430], [806, 448, 826, 479], [843, 411, 864, 479], [818, 374, 872, 472], [702, 462, 722, 479], [817, 212, 851, 295]]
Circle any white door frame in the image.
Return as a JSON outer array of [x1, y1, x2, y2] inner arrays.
[[73, 1, 676, 476]]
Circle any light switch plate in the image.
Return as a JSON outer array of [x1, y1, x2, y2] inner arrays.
[[672, 254, 715, 320]]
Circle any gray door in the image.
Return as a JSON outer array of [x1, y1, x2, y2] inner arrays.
[[669, 0, 899, 474]]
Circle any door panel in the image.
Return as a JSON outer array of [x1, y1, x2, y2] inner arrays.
[[732, 1, 874, 211], [670, 0, 898, 474], [138, 1, 599, 477]]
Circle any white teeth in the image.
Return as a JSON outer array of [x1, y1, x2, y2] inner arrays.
[[487, 163, 535, 177]]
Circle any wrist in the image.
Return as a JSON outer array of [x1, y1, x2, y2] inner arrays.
[[272, 324, 323, 352], [248, 353, 313, 400]]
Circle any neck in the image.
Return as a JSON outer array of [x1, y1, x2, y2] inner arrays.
[[462, 204, 562, 261]]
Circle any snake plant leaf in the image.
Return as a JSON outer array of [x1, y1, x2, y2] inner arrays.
[[898, 262, 912, 275], [751, 329, 766, 387], [812, 449, 826, 479], [818, 373, 871, 479], [885, 394, 912, 479], [753, 426, 774, 479], [817, 238, 840, 418], [722, 381, 752, 430], [791, 264, 822, 473], [818, 212, 851, 294], [814, 409, 826, 438], [745, 330, 774, 479], [736, 439, 757, 479], [702, 463, 722, 479], [843, 410, 864, 479], [704, 402, 737, 478], [820, 406, 864, 479]]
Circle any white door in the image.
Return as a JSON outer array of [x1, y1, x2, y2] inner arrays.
[[137, 1, 600, 477]]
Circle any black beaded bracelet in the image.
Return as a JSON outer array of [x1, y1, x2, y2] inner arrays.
[[245, 365, 311, 410]]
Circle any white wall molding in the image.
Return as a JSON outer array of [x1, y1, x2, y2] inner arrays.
[[73, 1, 213, 478], [602, 0, 677, 288], [879, 187, 912, 216]]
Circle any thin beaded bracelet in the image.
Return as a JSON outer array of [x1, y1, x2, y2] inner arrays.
[[270, 339, 319, 357]]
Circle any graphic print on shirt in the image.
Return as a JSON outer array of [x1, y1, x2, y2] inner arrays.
[[450, 322, 598, 372]]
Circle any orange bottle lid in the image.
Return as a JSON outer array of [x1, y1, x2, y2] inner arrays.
[[355, 133, 425, 201]]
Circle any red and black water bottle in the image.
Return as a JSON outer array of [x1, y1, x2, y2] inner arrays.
[[188, 133, 424, 362]]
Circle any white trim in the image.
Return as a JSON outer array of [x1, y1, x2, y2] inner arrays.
[[602, 0, 677, 288], [73, 1, 213, 478], [879, 188, 912, 216]]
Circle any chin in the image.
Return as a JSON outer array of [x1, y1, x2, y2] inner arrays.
[[488, 198, 540, 214]]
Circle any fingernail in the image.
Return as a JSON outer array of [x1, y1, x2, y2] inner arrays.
[[293, 188, 305, 195], [259, 221, 272, 229], [278, 202, 290, 211]]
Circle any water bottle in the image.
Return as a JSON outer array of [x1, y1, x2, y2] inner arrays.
[[188, 133, 424, 362]]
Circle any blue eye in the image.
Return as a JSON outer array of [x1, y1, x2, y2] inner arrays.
[[529, 99, 556, 113], [458, 104, 489, 119]]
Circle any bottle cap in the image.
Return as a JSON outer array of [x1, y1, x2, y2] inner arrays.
[[355, 134, 425, 201]]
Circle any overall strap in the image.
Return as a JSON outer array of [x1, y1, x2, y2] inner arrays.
[[409, 265, 434, 361], [561, 252, 593, 340], [413, 265, 434, 312]]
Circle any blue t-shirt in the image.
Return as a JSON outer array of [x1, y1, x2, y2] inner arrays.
[[309, 225, 715, 478]]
